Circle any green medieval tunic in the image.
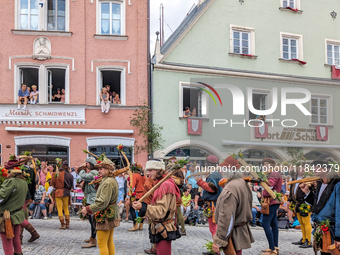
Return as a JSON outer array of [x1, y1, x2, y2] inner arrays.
[[0, 177, 28, 225]]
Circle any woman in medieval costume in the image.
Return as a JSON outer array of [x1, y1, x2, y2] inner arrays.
[[51, 161, 74, 229], [299, 154, 340, 255], [211, 156, 254, 255], [77, 157, 98, 248], [195, 155, 222, 255], [81, 159, 120, 255], [0, 166, 28, 255], [132, 160, 181, 255]]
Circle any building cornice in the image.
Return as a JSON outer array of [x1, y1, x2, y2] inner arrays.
[[154, 62, 340, 87]]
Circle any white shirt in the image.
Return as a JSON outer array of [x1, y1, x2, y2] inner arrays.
[[294, 176, 303, 195], [115, 176, 125, 189], [46, 186, 54, 195], [317, 184, 328, 204], [71, 171, 81, 190]]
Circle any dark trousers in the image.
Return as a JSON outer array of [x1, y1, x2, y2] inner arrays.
[[262, 204, 280, 250], [130, 204, 144, 224], [88, 213, 97, 238]]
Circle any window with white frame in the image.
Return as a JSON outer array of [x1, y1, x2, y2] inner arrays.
[[311, 98, 328, 124], [233, 31, 250, 54], [17, 65, 68, 104], [281, 0, 300, 9], [281, 33, 303, 60], [283, 0, 295, 8], [230, 25, 255, 56], [98, 1, 125, 35], [180, 84, 208, 118], [97, 68, 126, 105], [327, 44, 340, 65], [249, 92, 268, 120], [18, 0, 67, 31]]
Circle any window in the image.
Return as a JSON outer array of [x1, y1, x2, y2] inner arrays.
[[282, 38, 298, 60], [327, 44, 340, 65], [47, 0, 66, 31], [311, 98, 328, 124], [233, 31, 250, 54], [180, 83, 208, 118], [20, 0, 39, 30], [16, 65, 68, 104], [89, 146, 132, 167], [283, 0, 295, 8], [47, 68, 66, 103], [280, 33, 303, 60], [97, 68, 125, 105], [17, 0, 68, 31], [18, 145, 68, 164], [99, 1, 125, 35], [230, 25, 255, 56], [249, 93, 268, 120]]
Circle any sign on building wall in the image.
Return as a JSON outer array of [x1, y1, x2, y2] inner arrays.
[[0, 105, 86, 125], [252, 126, 329, 143]]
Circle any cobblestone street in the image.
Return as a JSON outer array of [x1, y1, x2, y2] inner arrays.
[[0, 218, 313, 255]]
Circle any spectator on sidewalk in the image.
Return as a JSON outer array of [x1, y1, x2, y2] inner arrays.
[[251, 185, 263, 227], [46, 181, 54, 218], [181, 186, 192, 218], [116, 173, 125, 219], [28, 184, 48, 220], [18, 83, 29, 110], [71, 166, 81, 190]]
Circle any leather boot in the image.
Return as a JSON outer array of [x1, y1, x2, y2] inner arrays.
[[65, 215, 70, 229], [25, 223, 40, 242], [84, 237, 91, 243], [144, 244, 157, 254], [139, 223, 144, 230], [128, 223, 139, 231], [82, 237, 97, 248], [59, 216, 66, 230]]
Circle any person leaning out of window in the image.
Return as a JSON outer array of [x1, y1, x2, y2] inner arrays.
[[112, 93, 121, 104], [18, 84, 30, 110], [100, 87, 110, 113], [29, 85, 39, 105], [183, 106, 190, 118]]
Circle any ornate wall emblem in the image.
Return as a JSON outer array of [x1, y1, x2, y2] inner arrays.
[[33, 37, 51, 61]]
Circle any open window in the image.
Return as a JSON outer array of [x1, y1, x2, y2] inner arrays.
[[99, 70, 123, 104], [20, 67, 39, 103], [181, 86, 207, 118], [249, 93, 268, 120], [47, 68, 66, 103]]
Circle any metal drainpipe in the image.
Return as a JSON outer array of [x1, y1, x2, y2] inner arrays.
[[147, 0, 153, 160]]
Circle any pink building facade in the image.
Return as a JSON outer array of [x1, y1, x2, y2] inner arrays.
[[0, 0, 149, 167]]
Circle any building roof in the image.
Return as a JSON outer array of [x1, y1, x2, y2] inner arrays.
[[160, 0, 212, 56]]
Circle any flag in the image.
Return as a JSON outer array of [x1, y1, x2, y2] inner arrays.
[[255, 122, 268, 138], [316, 126, 328, 141], [332, 65, 340, 80], [188, 119, 202, 135]]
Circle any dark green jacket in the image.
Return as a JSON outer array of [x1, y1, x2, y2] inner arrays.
[[0, 177, 28, 225]]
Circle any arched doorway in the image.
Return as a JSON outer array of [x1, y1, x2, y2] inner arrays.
[[241, 149, 280, 166], [304, 151, 334, 162]]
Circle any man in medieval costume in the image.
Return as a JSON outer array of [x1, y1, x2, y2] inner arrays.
[[299, 154, 340, 254], [195, 154, 222, 255], [77, 157, 99, 248], [132, 160, 181, 255], [212, 156, 254, 255], [127, 163, 146, 231]]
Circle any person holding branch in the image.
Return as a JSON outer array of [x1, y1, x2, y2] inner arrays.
[[132, 160, 181, 255], [80, 158, 120, 255]]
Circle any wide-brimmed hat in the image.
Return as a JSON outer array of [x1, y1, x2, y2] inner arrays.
[[219, 156, 241, 169], [206, 155, 219, 164], [262, 158, 276, 165], [61, 161, 69, 169], [145, 160, 165, 171]]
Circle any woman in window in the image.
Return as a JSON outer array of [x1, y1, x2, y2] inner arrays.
[[61, 89, 66, 103], [191, 107, 197, 117], [29, 85, 39, 104], [112, 93, 121, 104], [100, 87, 110, 113], [53, 88, 62, 102]]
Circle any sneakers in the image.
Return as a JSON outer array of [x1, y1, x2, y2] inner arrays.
[[17, 105, 21, 110], [22, 105, 26, 110], [48, 214, 52, 218], [250, 222, 257, 227], [28, 216, 32, 219], [105, 110, 109, 113], [43, 216, 48, 220], [102, 110, 105, 113]]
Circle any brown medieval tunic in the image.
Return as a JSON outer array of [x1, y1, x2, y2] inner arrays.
[[213, 178, 255, 251]]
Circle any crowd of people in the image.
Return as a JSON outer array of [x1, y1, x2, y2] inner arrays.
[[0, 152, 340, 255]]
